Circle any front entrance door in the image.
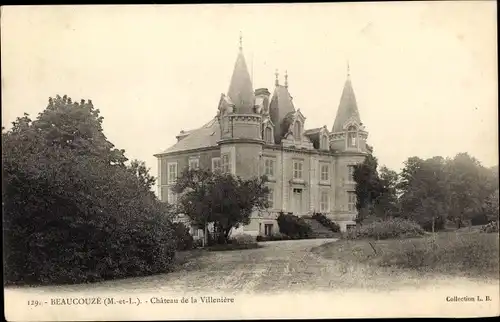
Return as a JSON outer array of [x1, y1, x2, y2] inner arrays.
[[293, 188, 303, 214]]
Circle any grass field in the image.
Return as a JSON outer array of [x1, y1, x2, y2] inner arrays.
[[312, 231, 499, 279]]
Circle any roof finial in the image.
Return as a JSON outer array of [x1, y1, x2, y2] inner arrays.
[[275, 69, 279, 86], [347, 60, 350, 77], [284, 70, 289, 88], [239, 31, 243, 51]]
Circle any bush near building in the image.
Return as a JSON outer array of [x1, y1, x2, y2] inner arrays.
[[172, 222, 194, 251], [277, 213, 313, 239], [312, 213, 341, 232]]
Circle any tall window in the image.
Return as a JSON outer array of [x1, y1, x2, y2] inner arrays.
[[293, 160, 303, 179], [212, 157, 221, 172], [294, 121, 302, 140], [189, 158, 199, 170], [347, 165, 356, 182], [348, 192, 357, 212], [168, 162, 178, 184], [347, 125, 357, 147], [320, 164, 329, 181], [321, 135, 329, 150], [221, 154, 231, 174], [267, 188, 274, 209], [264, 158, 275, 178], [320, 191, 329, 212], [264, 127, 273, 144], [167, 188, 177, 204]]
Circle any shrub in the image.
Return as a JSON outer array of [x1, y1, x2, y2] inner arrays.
[[312, 213, 340, 232], [230, 233, 256, 245], [206, 243, 260, 251], [277, 212, 313, 239], [172, 222, 194, 251], [481, 221, 499, 233], [344, 217, 424, 240], [256, 232, 290, 242]]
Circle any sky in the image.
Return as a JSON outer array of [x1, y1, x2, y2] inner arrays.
[[2, 3, 498, 182]]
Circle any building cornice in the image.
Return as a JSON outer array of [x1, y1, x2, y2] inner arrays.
[[154, 146, 219, 158], [217, 138, 265, 146]]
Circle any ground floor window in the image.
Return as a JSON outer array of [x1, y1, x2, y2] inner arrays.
[[346, 224, 356, 231], [264, 224, 273, 236], [347, 191, 356, 212]]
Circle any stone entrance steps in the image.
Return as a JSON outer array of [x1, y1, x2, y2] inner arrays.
[[302, 216, 338, 239]]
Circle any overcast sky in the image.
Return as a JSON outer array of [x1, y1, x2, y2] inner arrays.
[[2, 3, 498, 181]]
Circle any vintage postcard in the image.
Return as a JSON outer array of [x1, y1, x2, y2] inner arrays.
[[2, 2, 498, 320]]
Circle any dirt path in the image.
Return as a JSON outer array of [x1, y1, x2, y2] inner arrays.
[[7, 238, 497, 296]]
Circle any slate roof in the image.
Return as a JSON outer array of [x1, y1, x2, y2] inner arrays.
[[227, 49, 255, 114], [332, 76, 362, 133], [269, 85, 296, 143], [160, 117, 220, 154]]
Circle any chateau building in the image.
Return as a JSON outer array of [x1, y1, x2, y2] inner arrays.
[[154, 39, 371, 236]]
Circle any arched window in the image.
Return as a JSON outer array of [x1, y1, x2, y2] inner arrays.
[[347, 125, 357, 147], [264, 126, 273, 144], [294, 121, 302, 141], [321, 135, 328, 150]]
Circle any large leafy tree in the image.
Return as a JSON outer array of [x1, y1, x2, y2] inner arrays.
[[172, 168, 270, 244], [373, 166, 400, 219], [398, 156, 449, 231], [353, 153, 386, 223], [3, 95, 175, 285], [444, 153, 497, 228]]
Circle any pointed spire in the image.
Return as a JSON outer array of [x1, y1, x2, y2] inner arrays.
[[239, 31, 243, 51], [284, 70, 289, 88], [227, 34, 254, 114], [275, 69, 279, 86], [332, 70, 362, 133]]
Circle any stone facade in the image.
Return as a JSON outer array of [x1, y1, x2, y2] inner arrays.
[[154, 41, 372, 235]]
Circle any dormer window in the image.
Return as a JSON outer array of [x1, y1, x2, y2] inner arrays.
[[320, 135, 329, 150], [347, 125, 357, 147], [264, 126, 273, 144], [294, 121, 302, 141]]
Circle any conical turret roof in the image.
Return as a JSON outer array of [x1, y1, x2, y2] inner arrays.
[[227, 49, 255, 114], [332, 75, 362, 132]]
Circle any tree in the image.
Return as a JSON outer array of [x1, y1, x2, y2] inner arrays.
[[173, 168, 270, 244], [398, 156, 449, 232], [353, 154, 385, 223], [444, 153, 497, 228], [373, 166, 400, 219], [3, 95, 176, 285]]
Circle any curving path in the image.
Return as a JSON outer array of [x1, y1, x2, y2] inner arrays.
[[7, 238, 498, 296]]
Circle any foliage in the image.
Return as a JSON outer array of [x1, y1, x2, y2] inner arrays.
[[3, 95, 176, 285], [229, 234, 256, 245], [344, 218, 424, 240], [276, 212, 313, 239], [172, 222, 194, 251], [373, 166, 400, 218], [353, 154, 385, 223], [398, 154, 498, 231], [312, 213, 340, 232], [481, 221, 499, 233], [205, 243, 260, 252], [256, 232, 290, 242], [172, 168, 270, 245]]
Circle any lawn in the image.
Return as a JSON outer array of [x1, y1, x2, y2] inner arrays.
[[312, 231, 499, 279]]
